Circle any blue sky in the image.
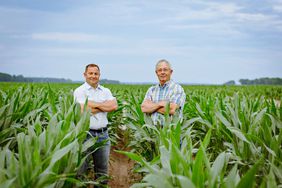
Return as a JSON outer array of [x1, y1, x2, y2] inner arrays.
[[0, 0, 282, 84]]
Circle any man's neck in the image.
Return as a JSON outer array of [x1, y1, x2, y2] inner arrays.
[[86, 82, 98, 89], [92, 84, 98, 89], [159, 80, 170, 86]]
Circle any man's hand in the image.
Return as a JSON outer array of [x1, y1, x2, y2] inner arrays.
[[141, 100, 179, 115], [79, 99, 117, 114], [158, 101, 167, 107], [141, 99, 165, 113], [157, 102, 179, 115], [79, 102, 102, 114], [91, 107, 103, 114], [89, 99, 118, 113]]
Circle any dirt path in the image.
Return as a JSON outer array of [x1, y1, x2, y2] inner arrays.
[[108, 143, 142, 188]]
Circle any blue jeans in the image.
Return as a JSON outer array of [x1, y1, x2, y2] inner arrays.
[[79, 129, 111, 185]]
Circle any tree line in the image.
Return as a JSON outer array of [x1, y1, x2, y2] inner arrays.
[[224, 78, 282, 85], [1, 72, 281, 85], [0, 72, 120, 84], [239, 78, 282, 85], [0, 72, 72, 83]]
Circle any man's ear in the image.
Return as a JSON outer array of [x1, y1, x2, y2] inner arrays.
[[171, 70, 173, 73]]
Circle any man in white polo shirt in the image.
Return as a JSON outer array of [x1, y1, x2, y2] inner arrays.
[[74, 63, 117, 186]]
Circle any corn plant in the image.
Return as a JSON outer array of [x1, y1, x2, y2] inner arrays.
[[0, 85, 104, 187], [122, 85, 282, 187], [119, 123, 265, 188]]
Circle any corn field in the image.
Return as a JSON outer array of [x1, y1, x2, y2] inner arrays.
[[0, 82, 281, 188]]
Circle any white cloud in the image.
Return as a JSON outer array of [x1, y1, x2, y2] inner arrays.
[[272, 0, 282, 12], [1, 0, 282, 83], [171, 2, 281, 31], [235, 13, 275, 22], [24, 46, 187, 56], [31, 32, 121, 43], [203, 2, 242, 15], [273, 5, 282, 12], [167, 23, 244, 37]]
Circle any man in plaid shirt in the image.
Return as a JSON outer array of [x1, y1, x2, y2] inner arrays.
[[141, 59, 186, 125]]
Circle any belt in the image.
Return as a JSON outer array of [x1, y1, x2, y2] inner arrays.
[[90, 127, 108, 133]]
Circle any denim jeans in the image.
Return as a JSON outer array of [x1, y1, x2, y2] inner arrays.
[[78, 129, 111, 186]]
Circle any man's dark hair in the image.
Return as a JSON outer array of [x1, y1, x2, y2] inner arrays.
[[85, 64, 100, 72]]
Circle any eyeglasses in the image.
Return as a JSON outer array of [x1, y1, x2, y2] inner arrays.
[[156, 68, 170, 73]]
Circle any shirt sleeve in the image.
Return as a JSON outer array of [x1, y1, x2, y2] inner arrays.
[[104, 88, 115, 100], [143, 87, 153, 101], [73, 89, 86, 104], [170, 85, 186, 108]]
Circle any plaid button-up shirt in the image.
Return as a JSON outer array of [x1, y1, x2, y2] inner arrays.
[[143, 80, 186, 125]]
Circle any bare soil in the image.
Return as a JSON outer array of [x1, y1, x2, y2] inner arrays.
[[108, 142, 142, 188]]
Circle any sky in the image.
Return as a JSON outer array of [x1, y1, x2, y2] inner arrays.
[[0, 0, 282, 84]]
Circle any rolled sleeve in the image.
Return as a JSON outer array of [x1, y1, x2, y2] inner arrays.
[[144, 87, 153, 101], [104, 88, 115, 101], [73, 89, 86, 104], [170, 87, 186, 108]]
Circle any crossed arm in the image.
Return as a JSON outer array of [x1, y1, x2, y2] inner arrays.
[[80, 99, 118, 114], [141, 99, 179, 115]]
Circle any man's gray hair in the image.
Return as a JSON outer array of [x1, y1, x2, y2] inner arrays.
[[155, 59, 172, 70]]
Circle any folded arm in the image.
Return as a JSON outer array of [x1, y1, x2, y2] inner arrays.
[[141, 99, 164, 113], [90, 99, 118, 112], [141, 99, 179, 115], [156, 102, 179, 115], [80, 99, 118, 114]]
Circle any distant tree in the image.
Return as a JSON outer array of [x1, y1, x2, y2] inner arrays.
[[239, 77, 282, 85], [0, 72, 121, 84], [239, 79, 249, 85], [0, 72, 13, 81], [25, 77, 72, 83], [223, 80, 236, 85], [14, 75, 26, 82], [100, 79, 120, 84]]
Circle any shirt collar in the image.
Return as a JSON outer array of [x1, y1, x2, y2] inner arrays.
[[84, 82, 102, 90], [158, 80, 172, 88]]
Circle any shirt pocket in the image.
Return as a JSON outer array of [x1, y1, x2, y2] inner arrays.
[[95, 95, 107, 103], [85, 94, 95, 101], [167, 91, 175, 102]]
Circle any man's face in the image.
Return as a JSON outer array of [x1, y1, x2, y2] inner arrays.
[[84, 66, 100, 87], [155, 62, 173, 85]]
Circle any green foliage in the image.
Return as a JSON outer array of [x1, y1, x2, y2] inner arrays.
[[120, 84, 282, 187], [0, 84, 100, 187], [0, 82, 281, 187]]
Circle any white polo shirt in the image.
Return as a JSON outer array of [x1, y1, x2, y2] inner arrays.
[[73, 82, 115, 130]]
